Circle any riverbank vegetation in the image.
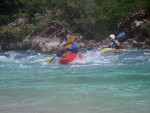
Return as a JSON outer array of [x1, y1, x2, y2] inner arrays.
[[0, 0, 150, 48]]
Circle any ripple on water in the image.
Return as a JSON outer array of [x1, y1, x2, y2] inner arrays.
[[0, 50, 150, 113]]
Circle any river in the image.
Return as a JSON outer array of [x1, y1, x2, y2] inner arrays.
[[0, 49, 150, 113]]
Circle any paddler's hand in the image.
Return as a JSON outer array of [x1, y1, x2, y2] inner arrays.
[[63, 46, 69, 50], [53, 54, 57, 57], [61, 47, 66, 50]]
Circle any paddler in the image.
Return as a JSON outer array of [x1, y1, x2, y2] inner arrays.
[[57, 34, 78, 57], [102, 34, 121, 49]]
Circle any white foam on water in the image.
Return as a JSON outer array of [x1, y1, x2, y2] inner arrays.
[[71, 51, 112, 65], [0, 55, 9, 61], [144, 52, 150, 55], [43, 61, 48, 65], [1, 50, 150, 113], [68, 51, 116, 68], [4, 51, 52, 65], [1, 49, 148, 69], [19, 64, 32, 69]]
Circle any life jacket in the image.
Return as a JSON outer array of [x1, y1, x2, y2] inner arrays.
[[57, 42, 78, 57], [66, 42, 78, 53], [108, 40, 120, 49]]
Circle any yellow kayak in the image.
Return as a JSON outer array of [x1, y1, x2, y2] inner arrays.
[[99, 48, 127, 53]]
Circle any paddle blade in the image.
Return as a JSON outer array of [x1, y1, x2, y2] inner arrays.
[[66, 36, 76, 45], [45, 55, 56, 64], [45, 59, 53, 64]]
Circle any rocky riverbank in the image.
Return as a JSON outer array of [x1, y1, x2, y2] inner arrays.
[[0, 10, 150, 53]]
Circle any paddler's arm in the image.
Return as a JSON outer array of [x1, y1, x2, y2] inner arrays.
[[101, 45, 109, 48], [57, 44, 71, 57], [97, 44, 108, 51], [113, 40, 120, 47]]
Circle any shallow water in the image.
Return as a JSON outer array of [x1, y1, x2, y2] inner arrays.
[[0, 49, 150, 113]]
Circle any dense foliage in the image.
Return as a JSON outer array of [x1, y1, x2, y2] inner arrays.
[[0, 0, 149, 40]]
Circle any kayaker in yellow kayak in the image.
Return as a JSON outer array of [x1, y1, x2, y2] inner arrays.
[[102, 34, 121, 49], [99, 33, 129, 53], [57, 34, 78, 57]]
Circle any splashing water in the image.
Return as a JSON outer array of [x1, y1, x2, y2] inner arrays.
[[0, 49, 150, 113]]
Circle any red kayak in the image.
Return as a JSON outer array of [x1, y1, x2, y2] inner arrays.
[[59, 53, 82, 64]]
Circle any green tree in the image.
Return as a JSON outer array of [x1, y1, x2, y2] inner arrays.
[[0, 0, 149, 40]]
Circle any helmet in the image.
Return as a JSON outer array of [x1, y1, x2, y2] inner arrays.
[[66, 34, 70, 39], [109, 34, 115, 39], [116, 32, 125, 38]]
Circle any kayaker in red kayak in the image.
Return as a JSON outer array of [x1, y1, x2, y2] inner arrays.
[[57, 34, 78, 58], [45, 34, 79, 64]]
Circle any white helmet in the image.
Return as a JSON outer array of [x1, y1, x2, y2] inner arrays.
[[109, 34, 115, 39], [66, 34, 70, 39]]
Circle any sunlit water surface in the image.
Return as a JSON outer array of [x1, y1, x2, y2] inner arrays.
[[0, 49, 150, 113]]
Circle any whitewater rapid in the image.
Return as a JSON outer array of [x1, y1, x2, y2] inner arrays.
[[0, 49, 150, 113]]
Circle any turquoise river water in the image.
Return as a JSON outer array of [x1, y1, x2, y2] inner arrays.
[[0, 49, 150, 113]]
